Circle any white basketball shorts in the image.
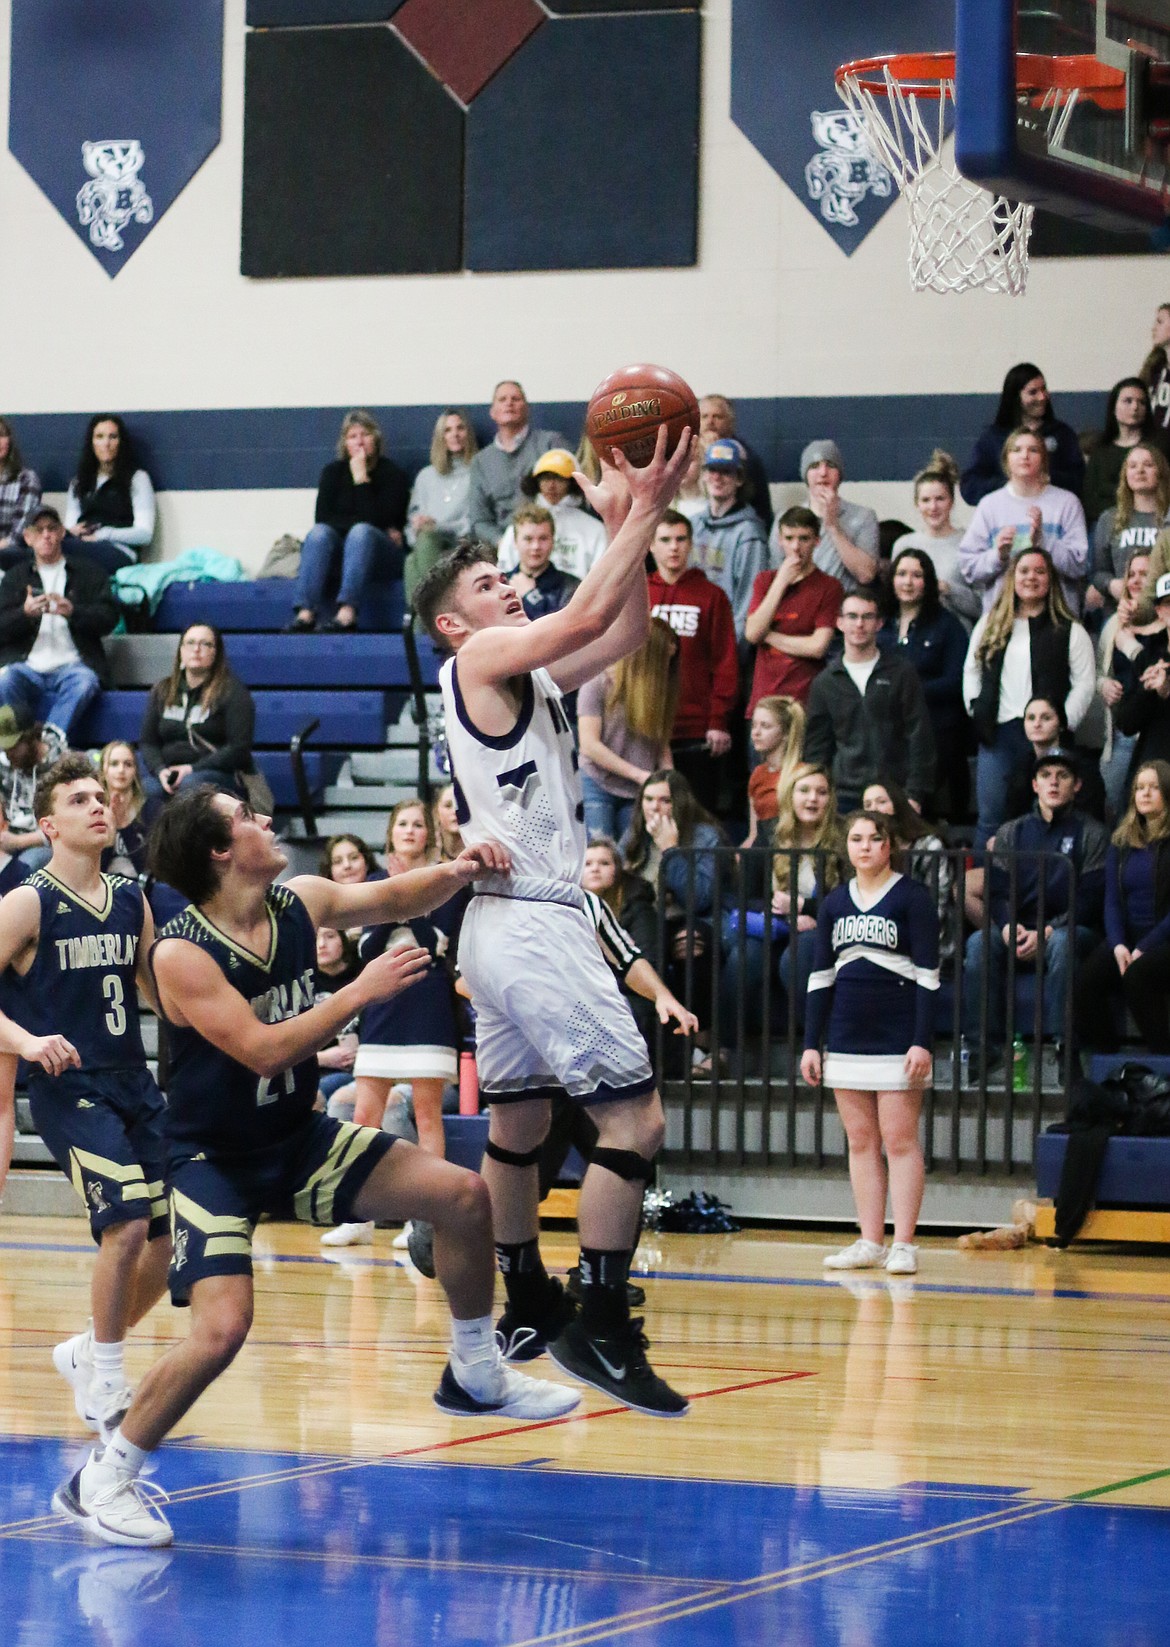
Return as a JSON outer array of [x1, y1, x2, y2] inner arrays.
[[459, 895, 655, 1106]]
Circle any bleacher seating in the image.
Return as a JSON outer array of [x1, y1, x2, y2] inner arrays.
[[84, 615, 443, 825], [153, 576, 405, 634]]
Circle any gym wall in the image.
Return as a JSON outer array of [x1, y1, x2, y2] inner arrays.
[[0, 0, 1157, 571]]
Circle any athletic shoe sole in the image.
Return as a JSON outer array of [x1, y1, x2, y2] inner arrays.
[[52, 1472, 173, 1549], [431, 1361, 579, 1420], [547, 1335, 689, 1419]]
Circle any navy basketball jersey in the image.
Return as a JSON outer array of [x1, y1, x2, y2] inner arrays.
[[21, 869, 147, 1070], [159, 882, 319, 1155]]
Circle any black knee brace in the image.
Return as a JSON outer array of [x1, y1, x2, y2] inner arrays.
[[591, 1147, 655, 1184], [484, 1138, 544, 1169]]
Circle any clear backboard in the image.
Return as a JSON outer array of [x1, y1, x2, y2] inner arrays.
[[955, 0, 1170, 229]]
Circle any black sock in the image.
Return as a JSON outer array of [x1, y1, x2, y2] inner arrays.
[[579, 1247, 633, 1336], [496, 1238, 555, 1320]]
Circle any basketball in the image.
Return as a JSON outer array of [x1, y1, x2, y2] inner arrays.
[[585, 363, 700, 466]]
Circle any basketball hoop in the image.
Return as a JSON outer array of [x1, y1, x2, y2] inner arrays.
[[836, 52, 1033, 295], [837, 50, 1133, 294]]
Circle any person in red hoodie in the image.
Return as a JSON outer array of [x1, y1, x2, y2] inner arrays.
[[647, 509, 739, 815]]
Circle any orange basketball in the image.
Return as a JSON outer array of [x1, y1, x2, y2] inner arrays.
[[585, 364, 700, 467]]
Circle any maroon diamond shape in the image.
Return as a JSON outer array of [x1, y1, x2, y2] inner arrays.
[[393, 0, 544, 105]]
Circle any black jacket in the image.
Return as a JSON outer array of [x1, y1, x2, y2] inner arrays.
[[139, 672, 256, 776], [0, 553, 118, 682], [1113, 629, 1170, 770], [315, 457, 409, 537], [803, 650, 936, 804]]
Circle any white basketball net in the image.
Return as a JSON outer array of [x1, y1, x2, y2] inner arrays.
[[838, 64, 1035, 296]]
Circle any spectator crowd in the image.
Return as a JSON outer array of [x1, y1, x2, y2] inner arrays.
[[6, 334, 1170, 1129]]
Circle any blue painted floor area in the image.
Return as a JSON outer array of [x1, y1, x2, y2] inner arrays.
[[3, 1436, 1169, 1645]]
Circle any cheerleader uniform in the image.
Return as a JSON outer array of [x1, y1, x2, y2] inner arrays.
[[352, 887, 468, 1082], [804, 872, 940, 1091]]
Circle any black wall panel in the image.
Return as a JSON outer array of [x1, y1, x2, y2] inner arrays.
[[247, 2, 403, 22], [464, 13, 700, 271], [241, 27, 463, 276]]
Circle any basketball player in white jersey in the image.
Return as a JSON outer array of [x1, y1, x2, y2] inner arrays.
[[414, 425, 694, 1416]]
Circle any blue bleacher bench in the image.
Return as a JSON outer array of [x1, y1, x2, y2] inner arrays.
[[77, 689, 393, 749], [154, 577, 406, 634]]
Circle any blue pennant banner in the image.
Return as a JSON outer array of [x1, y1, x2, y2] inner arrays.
[[8, 1, 224, 276], [730, 0, 954, 253]]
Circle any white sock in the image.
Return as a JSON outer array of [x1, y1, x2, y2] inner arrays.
[[101, 1427, 148, 1477], [91, 1339, 125, 1386], [450, 1315, 496, 1364]]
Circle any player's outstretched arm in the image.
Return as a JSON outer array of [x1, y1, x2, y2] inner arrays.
[[153, 936, 431, 1078], [458, 426, 693, 691], [135, 898, 160, 1016], [0, 886, 81, 1074], [290, 840, 511, 931]]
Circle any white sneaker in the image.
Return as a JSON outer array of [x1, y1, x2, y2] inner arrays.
[[53, 1451, 173, 1548], [320, 1221, 374, 1247], [391, 1221, 413, 1250], [434, 1343, 581, 1420], [89, 1379, 135, 1444], [823, 1238, 888, 1270], [885, 1242, 919, 1275], [52, 1328, 97, 1429]]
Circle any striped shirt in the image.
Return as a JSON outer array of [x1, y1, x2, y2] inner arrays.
[[0, 469, 42, 541], [582, 888, 641, 978]]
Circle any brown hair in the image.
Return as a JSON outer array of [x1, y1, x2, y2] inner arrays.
[[913, 447, 959, 500], [1000, 426, 1050, 481], [99, 740, 145, 818], [413, 540, 496, 644], [148, 783, 233, 905], [843, 807, 902, 871], [318, 832, 377, 879], [1115, 442, 1170, 531], [335, 409, 383, 463], [0, 417, 24, 484], [428, 408, 478, 475], [976, 547, 1072, 663], [511, 503, 555, 533], [624, 768, 723, 875], [606, 617, 680, 747], [384, 796, 437, 869], [34, 752, 103, 827], [160, 624, 232, 714], [1113, 759, 1170, 850]]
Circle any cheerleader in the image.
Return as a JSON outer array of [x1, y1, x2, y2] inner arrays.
[[801, 809, 939, 1275], [321, 798, 467, 1253]]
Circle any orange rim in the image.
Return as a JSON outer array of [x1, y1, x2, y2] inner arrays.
[[835, 50, 1126, 111]]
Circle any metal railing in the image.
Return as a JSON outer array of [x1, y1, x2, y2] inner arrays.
[[653, 844, 1083, 1175]]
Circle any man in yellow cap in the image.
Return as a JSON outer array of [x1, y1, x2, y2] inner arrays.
[[497, 448, 606, 580]]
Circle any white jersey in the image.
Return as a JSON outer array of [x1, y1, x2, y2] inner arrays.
[[440, 656, 586, 897]]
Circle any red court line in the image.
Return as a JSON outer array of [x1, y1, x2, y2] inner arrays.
[[377, 1372, 815, 1461]]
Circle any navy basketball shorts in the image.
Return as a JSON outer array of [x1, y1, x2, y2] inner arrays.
[[28, 1067, 168, 1244], [458, 896, 656, 1107], [166, 1113, 395, 1304]]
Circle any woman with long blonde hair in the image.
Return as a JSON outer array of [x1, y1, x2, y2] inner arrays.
[[1076, 760, 1170, 1051], [743, 695, 805, 847], [404, 409, 479, 602], [1089, 442, 1170, 618], [578, 616, 680, 839], [773, 763, 846, 1032], [322, 797, 466, 1260], [962, 547, 1095, 846]]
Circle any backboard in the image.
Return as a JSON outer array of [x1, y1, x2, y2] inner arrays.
[[955, 0, 1170, 229]]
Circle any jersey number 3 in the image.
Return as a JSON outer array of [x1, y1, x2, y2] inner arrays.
[[102, 975, 127, 1037]]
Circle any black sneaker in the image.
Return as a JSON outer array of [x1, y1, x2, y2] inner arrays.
[[497, 1277, 576, 1362], [406, 1221, 435, 1279], [565, 1265, 647, 1309], [547, 1317, 689, 1417]]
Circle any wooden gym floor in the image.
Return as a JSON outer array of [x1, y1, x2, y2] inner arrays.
[[2, 1213, 1168, 1644]]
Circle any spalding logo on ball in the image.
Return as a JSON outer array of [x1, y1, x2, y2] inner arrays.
[[586, 364, 700, 466]]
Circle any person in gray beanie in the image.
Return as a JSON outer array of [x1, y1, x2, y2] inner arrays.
[[771, 439, 879, 594]]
